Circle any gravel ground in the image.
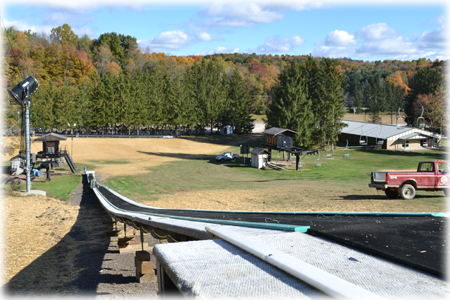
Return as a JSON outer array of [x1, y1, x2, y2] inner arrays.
[[2, 179, 159, 298]]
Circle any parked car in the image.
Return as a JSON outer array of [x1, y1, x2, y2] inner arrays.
[[369, 161, 449, 200], [216, 152, 239, 162]]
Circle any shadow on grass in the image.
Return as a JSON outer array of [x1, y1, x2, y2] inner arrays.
[[137, 150, 213, 161], [3, 175, 128, 296], [359, 148, 446, 159], [180, 133, 265, 148], [338, 194, 445, 200]]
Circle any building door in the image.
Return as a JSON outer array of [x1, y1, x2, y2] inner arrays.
[[402, 139, 409, 149]]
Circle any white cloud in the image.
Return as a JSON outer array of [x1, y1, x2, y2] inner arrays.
[[355, 36, 417, 56], [416, 27, 447, 50], [197, 32, 213, 41], [355, 23, 397, 42], [310, 45, 356, 58], [6, 0, 161, 13], [198, 1, 324, 27], [73, 26, 97, 38], [196, 32, 223, 42], [202, 3, 284, 27], [214, 46, 239, 53], [256, 35, 305, 53], [291, 35, 305, 46], [4, 18, 96, 39], [139, 30, 190, 52], [325, 30, 356, 47], [3, 19, 53, 35], [197, 46, 240, 55], [42, 11, 95, 26]]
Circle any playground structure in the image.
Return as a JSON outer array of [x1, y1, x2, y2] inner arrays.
[[9, 133, 77, 181], [34, 133, 77, 180]]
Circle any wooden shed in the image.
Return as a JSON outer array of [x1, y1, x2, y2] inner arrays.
[[34, 133, 67, 154], [262, 127, 298, 149], [250, 148, 270, 169]]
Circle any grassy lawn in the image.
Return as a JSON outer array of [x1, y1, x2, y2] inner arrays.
[[3, 134, 446, 212], [31, 174, 82, 202], [105, 140, 447, 212], [3, 164, 82, 202]]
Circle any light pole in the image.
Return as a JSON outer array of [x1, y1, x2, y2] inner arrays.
[[8, 76, 40, 193]]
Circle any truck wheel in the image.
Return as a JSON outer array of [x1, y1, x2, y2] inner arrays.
[[385, 189, 399, 199], [400, 184, 416, 200]]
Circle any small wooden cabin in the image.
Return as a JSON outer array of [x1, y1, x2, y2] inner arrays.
[[34, 133, 67, 154], [262, 127, 298, 149]]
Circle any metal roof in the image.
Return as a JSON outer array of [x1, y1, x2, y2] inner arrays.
[[250, 147, 270, 155], [262, 127, 299, 136], [34, 132, 68, 141], [398, 133, 430, 140], [340, 120, 441, 140]]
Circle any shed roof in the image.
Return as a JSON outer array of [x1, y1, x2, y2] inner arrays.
[[250, 148, 270, 155], [34, 132, 67, 141], [340, 120, 441, 140], [262, 127, 298, 136]]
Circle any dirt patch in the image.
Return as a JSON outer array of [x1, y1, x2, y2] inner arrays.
[[2, 137, 230, 180], [139, 185, 445, 213], [2, 195, 79, 284], [2, 182, 158, 297]]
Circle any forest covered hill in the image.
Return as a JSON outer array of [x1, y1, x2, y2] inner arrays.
[[2, 24, 447, 143]]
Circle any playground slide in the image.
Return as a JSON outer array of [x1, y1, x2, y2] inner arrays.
[[64, 153, 77, 174]]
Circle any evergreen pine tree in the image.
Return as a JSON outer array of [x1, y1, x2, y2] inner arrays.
[[321, 58, 346, 145], [266, 61, 315, 147], [227, 68, 254, 134]]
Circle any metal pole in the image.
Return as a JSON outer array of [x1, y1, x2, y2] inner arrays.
[[71, 128, 74, 159], [25, 98, 31, 193]]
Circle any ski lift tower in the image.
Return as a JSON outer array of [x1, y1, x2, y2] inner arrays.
[[7, 76, 40, 193], [397, 108, 406, 129], [360, 108, 368, 122], [351, 107, 357, 120]]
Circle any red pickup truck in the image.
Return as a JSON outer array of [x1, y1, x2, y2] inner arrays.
[[369, 161, 449, 200]]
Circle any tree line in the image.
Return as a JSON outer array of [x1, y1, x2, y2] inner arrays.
[[27, 58, 254, 135], [2, 24, 447, 146]]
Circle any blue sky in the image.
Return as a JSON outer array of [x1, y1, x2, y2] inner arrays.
[[2, 0, 448, 61]]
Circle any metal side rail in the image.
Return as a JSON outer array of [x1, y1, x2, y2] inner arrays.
[[88, 176, 448, 299], [92, 181, 446, 277]]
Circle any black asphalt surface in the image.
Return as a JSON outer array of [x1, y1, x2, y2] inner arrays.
[[98, 186, 446, 278]]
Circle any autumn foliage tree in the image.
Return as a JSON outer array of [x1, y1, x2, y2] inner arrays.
[[2, 23, 447, 139]]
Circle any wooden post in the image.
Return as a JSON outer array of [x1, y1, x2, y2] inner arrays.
[[135, 250, 155, 283]]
